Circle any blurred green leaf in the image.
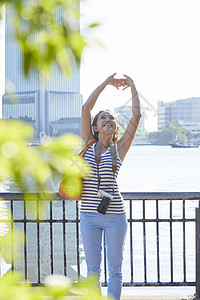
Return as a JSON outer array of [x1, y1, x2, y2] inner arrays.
[[41, 133, 82, 156], [1, 0, 99, 80], [0, 227, 23, 264], [0, 198, 9, 255], [0, 1, 101, 297], [72, 275, 113, 300], [0, 119, 91, 200], [40, 133, 91, 198], [89, 22, 99, 28], [0, 272, 112, 300], [0, 272, 33, 300]]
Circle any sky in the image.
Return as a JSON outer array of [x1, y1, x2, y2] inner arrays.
[[0, 0, 200, 131], [80, 0, 200, 131]]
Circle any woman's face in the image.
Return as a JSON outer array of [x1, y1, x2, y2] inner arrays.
[[94, 111, 117, 136]]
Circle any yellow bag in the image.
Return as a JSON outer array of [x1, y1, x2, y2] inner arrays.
[[58, 139, 96, 200]]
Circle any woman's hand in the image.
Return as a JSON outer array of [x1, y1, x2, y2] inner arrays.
[[104, 73, 135, 90], [105, 73, 124, 90], [121, 74, 135, 90]]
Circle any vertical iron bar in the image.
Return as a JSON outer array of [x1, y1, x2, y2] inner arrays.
[[156, 200, 160, 283], [63, 200, 67, 276], [11, 200, 14, 271], [24, 200, 27, 281], [76, 201, 80, 278], [37, 199, 41, 283], [130, 200, 134, 283], [170, 199, 173, 282], [50, 200, 53, 274], [183, 200, 186, 283], [103, 232, 107, 285], [195, 207, 200, 299], [143, 199, 147, 283]]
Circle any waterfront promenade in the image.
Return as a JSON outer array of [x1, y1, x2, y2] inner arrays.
[[121, 297, 186, 300], [56, 295, 190, 299]]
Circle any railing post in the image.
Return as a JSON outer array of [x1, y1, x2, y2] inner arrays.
[[196, 207, 200, 299]]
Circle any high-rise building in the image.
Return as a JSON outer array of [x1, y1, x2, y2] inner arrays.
[[2, 2, 82, 138], [158, 98, 200, 133]]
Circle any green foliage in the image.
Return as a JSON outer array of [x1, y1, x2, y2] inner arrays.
[[0, 272, 32, 300], [0, 1, 102, 298], [0, 118, 98, 299], [0, 0, 97, 79], [0, 272, 113, 300], [0, 119, 90, 197], [0, 226, 24, 264], [148, 122, 190, 145], [0, 119, 91, 264], [0, 119, 89, 251], [0, 119, 51, 194], [40, 133, 91, 198]]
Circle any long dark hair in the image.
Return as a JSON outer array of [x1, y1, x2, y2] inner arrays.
[[92, 110, 120, 144]]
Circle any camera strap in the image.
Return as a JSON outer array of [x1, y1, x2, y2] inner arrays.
[[94, 141, 118, 195]]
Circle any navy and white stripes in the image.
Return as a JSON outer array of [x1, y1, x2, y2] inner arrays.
[[81, 143, 125, 214]]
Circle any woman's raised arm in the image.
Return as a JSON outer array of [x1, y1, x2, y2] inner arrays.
[[118, 75, 141, 161], [81, 73, 121, 143]]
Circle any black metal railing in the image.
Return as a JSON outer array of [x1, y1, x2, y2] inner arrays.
[[0, 192, 200, 297]]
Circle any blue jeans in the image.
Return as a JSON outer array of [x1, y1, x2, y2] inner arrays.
[[80, 212, 127, 300]]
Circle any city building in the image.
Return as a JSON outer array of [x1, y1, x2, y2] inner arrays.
[[2, 2, 82, 139], [114, 105, 145, 130], [158, 97, 200, 133]]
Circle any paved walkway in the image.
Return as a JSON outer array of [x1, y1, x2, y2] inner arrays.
[[121, 296, 191, 300], [53, 295, 192, 299]]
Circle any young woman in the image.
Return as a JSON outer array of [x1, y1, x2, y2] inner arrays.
[[80, 73, 141, 300]]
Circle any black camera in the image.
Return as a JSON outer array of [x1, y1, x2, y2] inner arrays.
[[97, 189, 113, 214]]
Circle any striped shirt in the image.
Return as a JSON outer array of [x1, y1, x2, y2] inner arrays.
[[80, 142, 125, 214]]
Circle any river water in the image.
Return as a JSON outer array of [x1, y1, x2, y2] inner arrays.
[[118, 145, 200, 193], [1, 145, 199, 193], [0, 145, 200, 297]]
